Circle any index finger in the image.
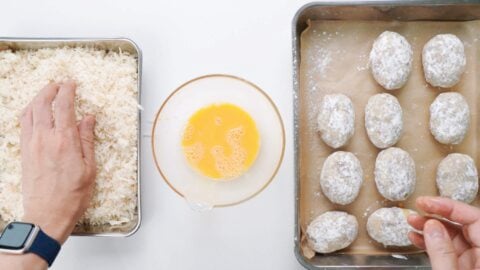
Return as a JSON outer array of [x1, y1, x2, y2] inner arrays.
[[416, 196, 480, 226], [54, 80, 77, 130], [32, 83, 60, 129], [408, 214, 461, 239], [20, 105, 33, 147]]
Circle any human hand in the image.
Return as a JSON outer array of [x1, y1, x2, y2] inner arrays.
[[20, 81, 96, 244], [408, 196, 480, 270]]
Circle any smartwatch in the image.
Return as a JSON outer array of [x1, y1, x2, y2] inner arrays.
[[0, 222, 61, 267]]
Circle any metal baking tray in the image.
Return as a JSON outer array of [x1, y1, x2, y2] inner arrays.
[[293, 1, 480, 269], [0, 38, 142, 237]]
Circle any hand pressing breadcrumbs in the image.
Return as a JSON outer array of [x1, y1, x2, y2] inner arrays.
[[0, 81, 96, 270]]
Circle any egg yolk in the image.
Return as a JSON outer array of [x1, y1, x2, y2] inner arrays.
[[181, 103, 260, 180]]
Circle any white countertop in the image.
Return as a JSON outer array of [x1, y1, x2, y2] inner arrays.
[[1, 0, 314, 269]]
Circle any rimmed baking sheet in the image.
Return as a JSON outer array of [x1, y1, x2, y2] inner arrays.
[[293, 2, 480, 269]]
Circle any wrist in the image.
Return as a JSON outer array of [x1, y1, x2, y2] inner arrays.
[[22, 254, 48, 270], [0, 253, 48, 270], [22, 213, 73, 245]]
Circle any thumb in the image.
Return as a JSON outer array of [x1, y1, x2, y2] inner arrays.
[[78, 115, 96, 169], [424, 219, 459, 270]]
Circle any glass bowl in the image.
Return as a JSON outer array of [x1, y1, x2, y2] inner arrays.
[[152, 74, 285, 208]]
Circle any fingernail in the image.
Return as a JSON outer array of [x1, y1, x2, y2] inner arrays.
[[428, 197, 444, 204], [425, 221, 444, 240], [426, 197, 449, 211], [409, 213, 419, 219], [407, 214, 419, 224], [60, 79, 76, 90], [64, 78, 76, 84], [419, 196, 442, 208], [417, 196, 426, 203]]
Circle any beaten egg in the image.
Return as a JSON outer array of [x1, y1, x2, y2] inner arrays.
[[152, 74, 284, 206], [182, 103, 260, 180]]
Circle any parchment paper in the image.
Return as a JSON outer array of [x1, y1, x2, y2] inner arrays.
[[299, 19, 480, 256]]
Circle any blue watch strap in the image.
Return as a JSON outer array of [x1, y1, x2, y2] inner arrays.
[[27, 228, 61, 267]]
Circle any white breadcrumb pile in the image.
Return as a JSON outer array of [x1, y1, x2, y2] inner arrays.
[[0, 47, 138, 226]]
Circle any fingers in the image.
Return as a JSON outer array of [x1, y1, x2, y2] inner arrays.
[[416, 196, 480, 226], [463, 221, 480, 248], [451, 233, 470, 255], [54, 80, 77, 130], [408, 214, 471, 255], [407, 231, 469, 255], [20, 105, 33, 149], [32, 83, 60, 129], [408, 231, 426, 249], [78, 115, 96, 174], [408, 214, 460, 239], [408, 214, 429, 231], [423, 220, 459, 270]]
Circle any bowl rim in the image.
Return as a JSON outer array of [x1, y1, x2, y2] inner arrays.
[[151, 73, 286, 207]]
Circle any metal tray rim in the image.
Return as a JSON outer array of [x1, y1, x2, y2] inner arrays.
[[0, 37, 143, 238]]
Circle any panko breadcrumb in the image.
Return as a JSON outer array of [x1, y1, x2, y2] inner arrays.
[[0, 47, 138, 227]]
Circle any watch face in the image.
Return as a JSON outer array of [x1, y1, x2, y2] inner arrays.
[[0, 222, 34, 250]]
